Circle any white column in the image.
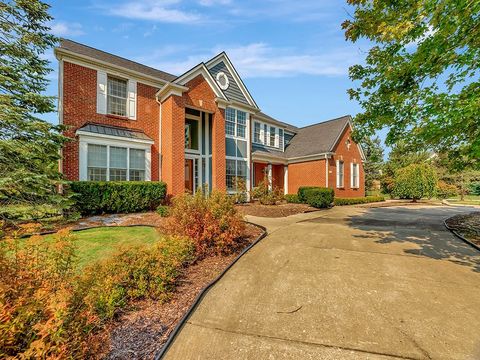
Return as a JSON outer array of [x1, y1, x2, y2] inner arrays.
[[205, 113, 210, 192], [267, 163, 272, 191], [246, 113, 251, 201], [284, 165, 288, 195]]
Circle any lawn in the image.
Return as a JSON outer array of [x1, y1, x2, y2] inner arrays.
[[42, 226, 161, 268], [446, 195, 480, 206]]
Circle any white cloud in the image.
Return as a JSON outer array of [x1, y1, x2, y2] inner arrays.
[[50, 22, 84, 37], [107, 0, 202, 23], [138, 43, 360, 78], [198, 0, 231, 6]]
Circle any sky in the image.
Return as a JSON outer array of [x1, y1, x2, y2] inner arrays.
[[43, 0, 384, 142]]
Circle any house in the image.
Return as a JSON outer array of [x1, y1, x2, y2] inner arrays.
[[55, 39, 365, 198]]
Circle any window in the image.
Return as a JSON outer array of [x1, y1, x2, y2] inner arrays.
[[225, 108, 247, 139], [86, 144, 146, 181], [336, 160, 344, 188], [263, 124, 268, 144], [226, 159, 247, 191], [87, 144, 107, 181], [185, 118, 199, 151], [107, 76, 127, 116], [279, 129, 284, 150], [351, 163, 359, 188], [269, 126, 275, 147], [254, 122, 261, 143]]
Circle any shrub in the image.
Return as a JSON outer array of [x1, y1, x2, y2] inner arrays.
[[297, 186, 320, 203], [156, 205, 170, 217], [164, 191, 245, 257], [334, 196, 385, 206], [436, 181, 459, 199], [284, 194, 301, 203], [232, 177, 248, 203], [301, 187, 334, 208], [251, 180, 283, 205], [70, 181, 167, 215], [393, 164, 438, 201], [469, 182, 480, 196]]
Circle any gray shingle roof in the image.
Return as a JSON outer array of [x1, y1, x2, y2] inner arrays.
[[252, 144, 287, 159], [77, 123, 153, 142], [58, 39, 177, 83], [285, 116, 351, 158], [255, 112, 298, 133]]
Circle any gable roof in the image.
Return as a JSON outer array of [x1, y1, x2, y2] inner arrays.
[[285, 116, 352, 158], [255, 112, 299, 133], [205, 52, 258, 109], [173, 62, 227, 100], [57, 39, 177, 83]]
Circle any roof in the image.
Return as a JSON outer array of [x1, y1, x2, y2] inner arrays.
[[255, 112, 298, 133], [57, 39, 177, 83], [77, 123, 154, 142], [285, 116, 351, 158], [252, 145, 287, 159]]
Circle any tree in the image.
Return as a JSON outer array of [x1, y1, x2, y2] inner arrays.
[[393, 163, 438, 202], [381, 141, 430, 195], [0, 0, 69, 221], [343, 0, 480, 169], [362, 136, 384, 191]]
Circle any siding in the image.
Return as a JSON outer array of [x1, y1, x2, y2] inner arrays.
[[208, 61, 249, 105]]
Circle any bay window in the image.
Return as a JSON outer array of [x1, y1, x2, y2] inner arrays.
[[87, 144, 107, 181]]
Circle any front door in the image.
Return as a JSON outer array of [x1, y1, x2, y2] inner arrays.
[[185, 159, 194, 193]]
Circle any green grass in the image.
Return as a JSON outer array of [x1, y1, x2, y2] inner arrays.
[[446, 195, 480, 205], [42, 226, 161, 268]]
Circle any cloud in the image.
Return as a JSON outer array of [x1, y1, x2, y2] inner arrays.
[[50, 22, 84, 36], [137, 43, 360, 78], [107, 0, 202, 23], [198, 0, 231, 6]]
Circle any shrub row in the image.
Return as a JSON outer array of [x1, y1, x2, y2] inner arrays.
[[298, 186, 334, 208], [334, 196, 385, 206], [69, 181, 167, 215], [0, 228, 193, 358], [284, 194, 301, 203]]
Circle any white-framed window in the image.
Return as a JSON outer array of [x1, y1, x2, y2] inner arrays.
[[336, 160, 344, 188], [279, 129, 284, 150], [263, 123, 268, 144], [226, 158, 247, 191], [269, 126, 276, 147], [107, 76, 128, 117], [351, 163, 359, 188], [254, 122, 261, 143], [81, 137, 150, 182], [225, 107, 246, 139]]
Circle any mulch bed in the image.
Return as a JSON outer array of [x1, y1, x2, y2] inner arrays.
[[445, 212, 480, 247], [236, 201, 317, 218], [89, 222, 263, 360]]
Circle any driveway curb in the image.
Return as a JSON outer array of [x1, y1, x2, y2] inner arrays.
[[444, 218, 480, 252], [154, 221, 268, 360]]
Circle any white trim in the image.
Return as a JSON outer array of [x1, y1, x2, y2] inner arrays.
[[205, 53, 258, 109], [251, 153, 287, 165], [284, 165, 288, 195], [76, 130, 154, 145], [205, 113, 210, 191], [215, 71, 229, 90], [246, 112, 251, 201], [329, 117, 366, 161], [58, 59, 64, 174], [55, 48, 168, 88], [127, 79, 137, 120], [96, 70, 107, 114], [351, 162, 360, 189], [253, 113, 289, 131], [325, 154, 329, 188], [336, 159, 344, 188], [287, 152, 334, 164], [78, 135, 152, 181], [174, 63, 227, 100], [267, 163, 272, 191]]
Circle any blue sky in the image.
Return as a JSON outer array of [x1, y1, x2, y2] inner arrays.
[[44, 0, 381, 139]]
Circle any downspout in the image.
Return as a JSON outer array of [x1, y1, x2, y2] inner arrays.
[[325, 154, 329, 188], [155, 95, 162, 181]]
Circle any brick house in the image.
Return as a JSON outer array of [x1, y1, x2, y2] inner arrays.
[[55, 40, 365, 198]]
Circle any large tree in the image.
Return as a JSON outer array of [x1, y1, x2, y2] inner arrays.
[[343, 0, 480, 169], [362, 136, 384, 191], [0, 0, 69, 219]]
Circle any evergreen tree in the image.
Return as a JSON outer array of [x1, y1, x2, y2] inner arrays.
[[362, 136, 384, 191], [0, 0, 69, 220]]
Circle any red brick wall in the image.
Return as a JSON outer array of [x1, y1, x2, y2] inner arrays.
[[253, 162, 267, 187], [287, 159, 327, 194], [62, 61, 160, 181], [272, 164, 284, 191], [328, 126, 365, 197]]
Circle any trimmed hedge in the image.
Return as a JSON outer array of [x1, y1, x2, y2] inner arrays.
[[70, 181, 167, 215], [284, 194, 301, 203], [297, 186, 321, 203], [300, 187, 334, 208], [334, 196, 385, 206]]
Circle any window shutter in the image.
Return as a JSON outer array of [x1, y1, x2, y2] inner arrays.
[[274, 128, 279, 148], [350, 163, 354, 188], [336, 160, 340, 188], [97, 71, 107, 114], [127, 80, 137, 120]]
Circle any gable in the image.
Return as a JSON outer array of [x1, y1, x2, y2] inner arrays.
[[208, 61, 249, 105]]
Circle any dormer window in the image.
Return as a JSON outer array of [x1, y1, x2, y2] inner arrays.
[[107, 76, 128, 116]]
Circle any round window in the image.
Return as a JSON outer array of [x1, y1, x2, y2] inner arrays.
[[216, 72, 229, 90]]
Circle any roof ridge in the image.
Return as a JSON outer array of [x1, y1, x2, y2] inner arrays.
[[60, 38, 177, 79], [298, 115, 351, 130]]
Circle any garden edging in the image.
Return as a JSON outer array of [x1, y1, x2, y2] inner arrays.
[[444, 217, 480, 252], [153, 221, 268, 360]]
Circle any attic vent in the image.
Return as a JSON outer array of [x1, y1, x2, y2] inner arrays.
[[216, 72, 229, 90]]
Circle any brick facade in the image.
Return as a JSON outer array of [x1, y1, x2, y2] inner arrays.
[[62, 61, 160, 181], [287, 159, 327, 194]]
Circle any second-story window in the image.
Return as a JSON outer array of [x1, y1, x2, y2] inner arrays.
[[107, 76, 128, 116], [269, 126, 275, 147], [279, 129, 284, 150], [225, 108, 247, 139], [254, 122, 261, 143]]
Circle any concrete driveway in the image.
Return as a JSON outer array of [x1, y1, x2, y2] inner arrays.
[[162, 205, 480, 360]]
